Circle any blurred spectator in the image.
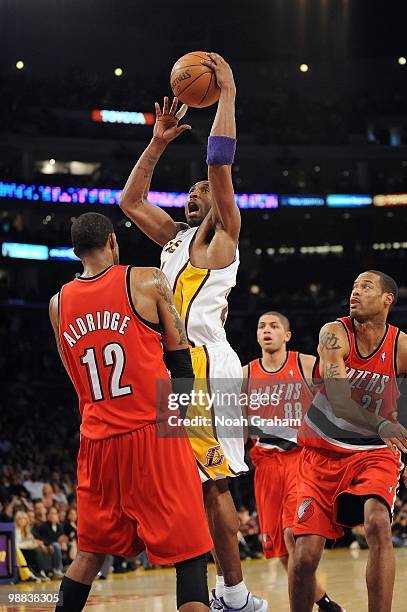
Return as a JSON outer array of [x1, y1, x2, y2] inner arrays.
[[34, 500, 47, 525], [392, 511, 407, 548], [14, 511, 51, 581], [62, 474, 75, 499], [42, 483, 55, 509], [64, 507, 78, 561], [237, 506, 262, 559], [52, 482, 68, 505], [37, 507, 67, 577], [59, 508, 67, 524], [23, 471, 45, 500]]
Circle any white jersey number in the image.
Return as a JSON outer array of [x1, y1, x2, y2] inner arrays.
[[80, 343, 132, 401]]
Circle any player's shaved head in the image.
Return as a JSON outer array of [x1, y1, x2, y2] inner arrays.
[[71, 213, 115, 257], [259, 311, 290, 331]]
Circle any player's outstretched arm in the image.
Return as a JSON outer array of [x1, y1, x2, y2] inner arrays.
[[202, 53, 241, 244], [319, 321, 407, 453], [119, 97, 191, 247]]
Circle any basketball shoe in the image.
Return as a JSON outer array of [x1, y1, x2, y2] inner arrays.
[[220, 592, 268, 611]]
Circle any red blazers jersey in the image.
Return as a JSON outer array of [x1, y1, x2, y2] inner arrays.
[[59, 265, 170, 440], [299, 316, 400, 452], [248, 351, 314, 455]]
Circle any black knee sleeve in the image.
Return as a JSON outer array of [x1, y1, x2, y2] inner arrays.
[[175, 553, 209, 609]]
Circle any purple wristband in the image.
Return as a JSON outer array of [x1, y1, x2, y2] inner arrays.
[[206, 136, 237, 166]]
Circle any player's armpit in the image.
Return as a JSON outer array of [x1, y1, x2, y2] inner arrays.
[[152, 269, 189, 351]]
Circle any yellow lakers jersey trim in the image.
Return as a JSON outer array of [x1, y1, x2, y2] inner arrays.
[[160, 226, 239, 346], [186, 345, 235, 480], [173, 262, 210, 346]]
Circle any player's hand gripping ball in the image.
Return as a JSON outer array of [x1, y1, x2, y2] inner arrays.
[[170, 51, 221, 108]]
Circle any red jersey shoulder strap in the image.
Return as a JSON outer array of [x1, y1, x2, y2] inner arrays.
[[387, 323, 401, 378], [248, 358, 262, 379], [292, 351, 314, 395], [125, 265, 161, 335], [336, 316, 353, 358]]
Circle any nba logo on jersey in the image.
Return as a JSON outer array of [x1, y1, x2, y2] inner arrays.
[[381, 352, 386, 362]]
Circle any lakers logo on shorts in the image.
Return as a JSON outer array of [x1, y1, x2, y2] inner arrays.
[[297, 498, 315, 523], [205, 445, 225, 468]]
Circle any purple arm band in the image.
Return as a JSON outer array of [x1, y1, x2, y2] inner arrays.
[[206, 136, 237, 166]]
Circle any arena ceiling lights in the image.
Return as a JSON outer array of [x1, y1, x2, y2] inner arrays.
[[36, 161, 101, 176]]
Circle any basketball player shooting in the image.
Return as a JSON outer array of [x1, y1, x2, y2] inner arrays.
[[243, 312, 344, 612], [49, 212, 212, 612], [120, 54, 267, 611], [291, 271, 407, 612]]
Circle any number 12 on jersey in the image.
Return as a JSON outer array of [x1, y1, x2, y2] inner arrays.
[[80, 343, 132, 401]]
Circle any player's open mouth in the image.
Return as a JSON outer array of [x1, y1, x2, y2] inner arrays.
[[350, 299, 360, 306], [188, 202, 200, 213]]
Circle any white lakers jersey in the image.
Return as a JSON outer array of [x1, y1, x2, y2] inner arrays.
[[160, 227, 239, 347]]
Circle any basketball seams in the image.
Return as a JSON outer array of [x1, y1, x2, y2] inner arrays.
[[181, 52, 209, 61], [173, 71, 212, 98], [199, 72, 213, 106], [171, 62, 210, 71], [170, 52, 220, 107]]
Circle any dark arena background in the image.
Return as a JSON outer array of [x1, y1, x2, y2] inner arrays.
[[1, 1, 407, 610]]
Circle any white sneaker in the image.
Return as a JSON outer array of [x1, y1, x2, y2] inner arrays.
[[39, 570, 51, 582], [221, 592, 268, 611], [28, 571, 41, 583], [210, 589, 224, 610], [52, 568, 64, 579]]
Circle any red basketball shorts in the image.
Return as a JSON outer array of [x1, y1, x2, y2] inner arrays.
[[251, 446, 301, 558], [76, 424, 212, 564], [293, 446, 401, 540]]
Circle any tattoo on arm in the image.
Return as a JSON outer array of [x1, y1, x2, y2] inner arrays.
[[320, 331, 342, 350], [141, 154, 159, 199], [324, 363, 341, 379], [132, 153, 160, 202], [153, 270, 188, 345]]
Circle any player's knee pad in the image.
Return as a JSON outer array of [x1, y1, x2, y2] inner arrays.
[[175, 553, 209, 609]]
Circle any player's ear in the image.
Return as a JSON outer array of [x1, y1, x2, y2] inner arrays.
[[285, 330, 292, 343], [108, 233, 116, 250], [384, 292, 394, 309]]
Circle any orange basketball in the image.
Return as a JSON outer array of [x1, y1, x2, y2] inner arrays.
[[170, 51, 221, 108]]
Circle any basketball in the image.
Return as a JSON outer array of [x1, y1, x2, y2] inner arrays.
[[170, 51, 221, 108]]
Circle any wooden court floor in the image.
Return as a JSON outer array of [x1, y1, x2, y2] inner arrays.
[[1, 548, 406, 611]]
